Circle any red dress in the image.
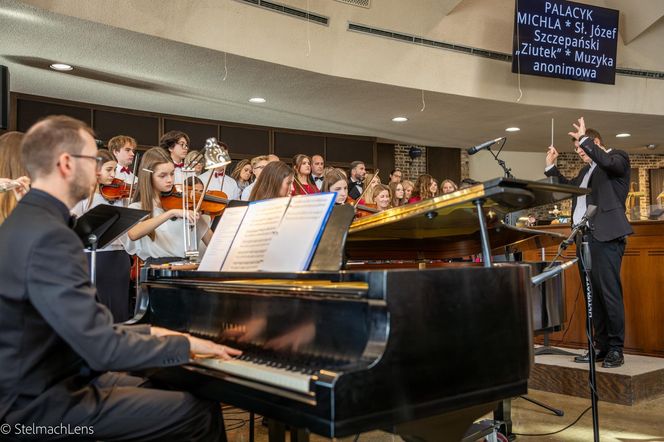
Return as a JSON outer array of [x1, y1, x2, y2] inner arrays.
[[292, 181, 319, 196]]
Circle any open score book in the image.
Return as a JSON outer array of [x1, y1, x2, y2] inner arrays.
[[198, 193, 336, 272]]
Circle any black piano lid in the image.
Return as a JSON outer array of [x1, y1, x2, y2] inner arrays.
[[344, 178, 584, 260], [349, 177, 587, 237]]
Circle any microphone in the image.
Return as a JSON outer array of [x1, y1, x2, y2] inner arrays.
[[531, 258, 578, 286], [466, 137, 505, 155], [562, 205, 598, 247]]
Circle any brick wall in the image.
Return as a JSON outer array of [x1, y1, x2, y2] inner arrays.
[[394, 144, 427, 181], [533, 151, 664, 222], [390, 143, 664, 221]]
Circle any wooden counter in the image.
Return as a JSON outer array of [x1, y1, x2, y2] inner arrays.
[[524, 221, 664, 357]]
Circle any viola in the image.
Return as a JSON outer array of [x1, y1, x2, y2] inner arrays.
[[345, 196, 379, 218], [100, 178, 131, 201], [160, 189, 229, 217]]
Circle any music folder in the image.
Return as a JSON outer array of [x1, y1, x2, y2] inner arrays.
[[74, 204, 150, 250]]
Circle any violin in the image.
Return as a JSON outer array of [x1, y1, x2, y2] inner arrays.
[[160, 189, 229, 217], [345, 196, 379, 218], [100, 178, 131, 201]]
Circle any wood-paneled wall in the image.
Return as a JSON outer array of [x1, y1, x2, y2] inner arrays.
[[524, 221, 664, 357], [8, 93, 376, 167]]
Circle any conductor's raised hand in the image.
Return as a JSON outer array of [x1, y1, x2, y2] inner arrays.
[[546, 145, 559, 167], [568, 117, 586, 141]]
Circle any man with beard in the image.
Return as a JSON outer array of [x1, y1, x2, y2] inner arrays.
[[348, 160, 366, 200], [0, 116, 240, 441]]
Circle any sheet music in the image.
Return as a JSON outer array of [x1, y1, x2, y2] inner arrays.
[[197, 206, 248, 272], [221, 198, 291, 272], [260, 193, 335, 272]]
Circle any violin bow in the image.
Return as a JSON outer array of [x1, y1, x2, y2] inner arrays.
[[353, 168, 379, 208]]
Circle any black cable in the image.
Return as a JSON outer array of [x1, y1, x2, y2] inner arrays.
[[513, 406, 591, 436], [559, 281, 582, 343]]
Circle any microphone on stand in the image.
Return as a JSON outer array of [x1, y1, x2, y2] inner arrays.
[[466, 137, 506, 155], [562, 205, 598, 247]]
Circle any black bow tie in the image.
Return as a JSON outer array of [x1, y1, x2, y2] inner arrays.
[[313, 176, 323, 182]]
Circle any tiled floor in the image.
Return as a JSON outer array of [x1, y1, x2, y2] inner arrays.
[[224, 388, 664, 441]]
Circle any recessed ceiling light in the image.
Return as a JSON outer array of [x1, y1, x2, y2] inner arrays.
[[392, 116, 408, 122], [49, 63, 73, 71], [616, 133, 631, 138], [249, 97, 266, 103], [505, 127, 520, 132]]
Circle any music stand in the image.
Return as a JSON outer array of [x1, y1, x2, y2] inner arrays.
[[74, 204, 150, 283]]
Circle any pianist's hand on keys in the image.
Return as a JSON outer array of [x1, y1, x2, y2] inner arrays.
[[151, 326, 242, 360]]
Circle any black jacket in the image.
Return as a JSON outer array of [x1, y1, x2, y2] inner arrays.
[[0, 190, 190, 420], [545, 137, 633, 242]]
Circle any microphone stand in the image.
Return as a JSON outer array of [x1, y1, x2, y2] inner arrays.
[[487, 138, 513, 178], [577, 225, 601, 442]]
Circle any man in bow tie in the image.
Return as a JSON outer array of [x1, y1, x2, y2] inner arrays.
[[311, 154, 325, 190], [159, 131, 190, 189], [109, 135, 137, 185], [545, 117, 632, 369]]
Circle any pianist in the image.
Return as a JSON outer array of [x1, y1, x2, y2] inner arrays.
[[0, 116, 241, 441]]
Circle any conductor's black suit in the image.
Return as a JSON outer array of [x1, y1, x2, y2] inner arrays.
[[0, 189, 223, 441], [545, 137, 632, 354]]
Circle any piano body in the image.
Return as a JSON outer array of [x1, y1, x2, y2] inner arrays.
[[137, 178, 587, 441]]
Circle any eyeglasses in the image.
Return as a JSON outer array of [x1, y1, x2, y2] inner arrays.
[[253, 165, 265, 170], [70, 154, 104, 168], [175, 141, 189, 149]]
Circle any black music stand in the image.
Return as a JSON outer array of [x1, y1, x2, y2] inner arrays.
[[74, 204, 149, 284]]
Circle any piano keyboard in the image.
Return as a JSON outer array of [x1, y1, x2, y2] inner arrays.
[[193, 356, 314, 394]]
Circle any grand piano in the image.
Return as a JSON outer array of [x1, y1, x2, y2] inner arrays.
[[135, 178, 586, 441]]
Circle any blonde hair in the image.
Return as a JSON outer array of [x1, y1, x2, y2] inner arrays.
[[362, 173, 381, 204], [372, 183, 392, 210], [441, 179, 458, 194], [133, 147, 172, 240], [0, 131, 27, 222]]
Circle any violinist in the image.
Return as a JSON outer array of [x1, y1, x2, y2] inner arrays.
[[0, 131, 30, 224], [321, 168, 348, 205], [358, 172, 380, 205], [71, 149, 132, 322], [159, 130, 190, 188], [109, 135, 137, 185], [372, 183, 392, 212], [240, 155, 269, 201], [199, 141, 240, 199], [291, 154, 319, 195], [348, 160, 366, 199], [123, 147, 211, 264], [249, 161, 294, 201]]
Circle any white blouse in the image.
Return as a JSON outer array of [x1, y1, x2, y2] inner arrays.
[[198, 171, 241, 200], [121, 202, 209, 261], [71, 193, 126, 252]]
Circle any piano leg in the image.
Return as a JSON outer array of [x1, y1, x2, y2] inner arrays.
[[267, 420, 286, 442], [395, 402, 497, 442], [493, 399, 514, 441], [267, 420, 310, 442]]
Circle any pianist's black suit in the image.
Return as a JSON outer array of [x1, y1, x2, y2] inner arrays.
[[545, 137, 632, 352], [0, 190, 223, 441]]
